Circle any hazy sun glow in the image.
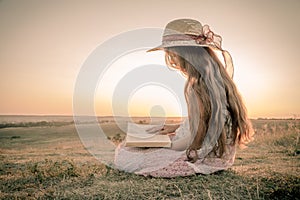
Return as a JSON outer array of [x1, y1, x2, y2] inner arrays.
[[0, 1, 299, 118], [94, 50, 187, 117], [128, 84, 184, 117]]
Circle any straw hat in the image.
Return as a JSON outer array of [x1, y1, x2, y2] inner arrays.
[[147, 19, 234, 78]]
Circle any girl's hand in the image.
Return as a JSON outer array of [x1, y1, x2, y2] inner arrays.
[[147, 124, 180, 136], [159, 124, 180, 135], [146, 124, 164, 134]]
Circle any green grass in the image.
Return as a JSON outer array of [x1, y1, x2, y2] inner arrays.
[[0, 119, 299, 199]]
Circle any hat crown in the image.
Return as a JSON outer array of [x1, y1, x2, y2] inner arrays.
[[163, 19, 203, 36]]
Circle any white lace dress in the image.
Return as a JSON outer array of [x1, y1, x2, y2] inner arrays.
[[114, 118, 236, 178], [114, 81, 236, 177]]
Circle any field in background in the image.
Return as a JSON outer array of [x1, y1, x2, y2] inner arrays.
[[0, 117, 299, 199]]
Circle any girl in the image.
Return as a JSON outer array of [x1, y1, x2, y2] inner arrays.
[[115, 19, 253, 177]]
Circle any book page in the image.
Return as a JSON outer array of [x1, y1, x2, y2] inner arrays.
[[125, 122, 171, 147], [126, 122, 163, 138]]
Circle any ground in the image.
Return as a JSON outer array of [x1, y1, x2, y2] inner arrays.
[[0, 118, 299, 199]]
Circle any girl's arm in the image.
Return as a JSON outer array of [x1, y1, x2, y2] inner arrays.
[[170, 119, 192, 151], [170, 130, 191, 151]]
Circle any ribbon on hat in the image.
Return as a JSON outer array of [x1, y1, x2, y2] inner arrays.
[[196, 25, 234, 79], [196, 25, 222, 50], [222, 50, 234, 79]]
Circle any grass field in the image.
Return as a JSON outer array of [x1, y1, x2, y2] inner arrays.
[[0, 118, 299, 199]]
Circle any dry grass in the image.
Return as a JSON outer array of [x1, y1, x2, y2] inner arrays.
[[0, 119, 299, 199]]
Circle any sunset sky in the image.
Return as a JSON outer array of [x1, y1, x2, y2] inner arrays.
[[0, 0, 299, 118]]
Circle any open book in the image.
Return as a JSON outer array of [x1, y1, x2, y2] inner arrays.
[[125, 122, 171, 148]]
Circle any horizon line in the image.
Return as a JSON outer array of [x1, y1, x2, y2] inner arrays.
[[0, 114, 299, 120]]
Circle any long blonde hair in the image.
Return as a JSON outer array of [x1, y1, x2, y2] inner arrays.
[[165, 46, 253, 162]]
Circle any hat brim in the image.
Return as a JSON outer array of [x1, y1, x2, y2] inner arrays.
[[146, 45, 164, 52], [147, 43, 234, 78], [147, 43, 218, 53]]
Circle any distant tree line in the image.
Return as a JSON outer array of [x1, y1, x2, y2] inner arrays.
[[0, 121, 74, 129]]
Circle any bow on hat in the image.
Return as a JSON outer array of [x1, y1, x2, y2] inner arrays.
[[196, 25, 234, 79]]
